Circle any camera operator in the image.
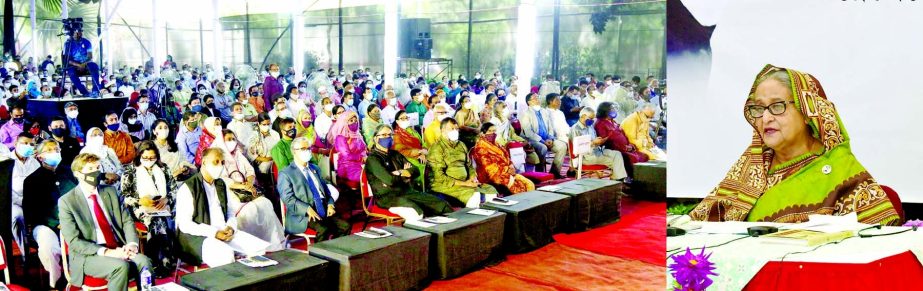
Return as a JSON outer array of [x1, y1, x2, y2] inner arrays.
[[64, 29, 102, 97]]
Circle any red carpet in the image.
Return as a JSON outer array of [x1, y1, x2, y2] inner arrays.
[[553, 201, 666, 266]]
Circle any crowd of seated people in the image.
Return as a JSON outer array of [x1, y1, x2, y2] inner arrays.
[[0, 56, 667, 289]]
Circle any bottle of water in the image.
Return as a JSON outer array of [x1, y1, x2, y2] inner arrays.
[[140, 266, 153, 291]]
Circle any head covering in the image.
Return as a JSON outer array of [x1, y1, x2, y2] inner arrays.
[[327, 110, 361, 142], [295, 109, 317, 145], [689, 64, 899, 225], [83, 127, 108, 158], [202, 116, 222, 138]]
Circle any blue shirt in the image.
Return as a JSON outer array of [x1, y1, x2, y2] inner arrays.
[[65, 38, 92, 63], [561, 95, 581, 126], [177, 126, 201, 164], [535, 109, 551, 141], [67, 117, 85, 141]]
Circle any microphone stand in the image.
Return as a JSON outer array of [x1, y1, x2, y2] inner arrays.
[[57, 32, 71, 99]]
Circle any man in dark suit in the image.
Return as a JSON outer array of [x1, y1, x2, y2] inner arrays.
[[277, 136, 350, 241], [58, 153, 152, 290]]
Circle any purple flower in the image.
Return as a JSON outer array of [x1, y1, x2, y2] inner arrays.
[[669, 247, 718, 291], [903, 219, 923, 228]]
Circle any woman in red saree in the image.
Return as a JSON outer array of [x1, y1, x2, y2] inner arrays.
[[194, 116, 222, 166], [392, 110, 426, 186], [471, 122, 535, 195], [594, 102, 649, 164]]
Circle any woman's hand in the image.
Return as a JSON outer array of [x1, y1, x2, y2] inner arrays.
[[153, 197, 168, 210]]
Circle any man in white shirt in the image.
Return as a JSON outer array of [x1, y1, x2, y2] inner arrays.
[[10, 133, 39, 254], [227, 102, 256, 148], [136, 95, 158, 136], [175, 148, 240, 267], [544, 93, 572, 177], [314, 98, 335, 142], [380, 91, 400, 127], [58, 153, 151, 290]]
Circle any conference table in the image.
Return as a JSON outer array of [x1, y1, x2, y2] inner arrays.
[[666, 221, 923, 290], [537, 178, 622, 232], [632, 160, 666, 200], [481, 191, 571, 253], [403, 208, 507, 279], [309, 226, 432, 291], [26, 96, 128, 127], [179, 249, 334, 291]]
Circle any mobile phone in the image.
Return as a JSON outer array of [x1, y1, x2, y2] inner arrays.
[[492, 197, 509, 203]]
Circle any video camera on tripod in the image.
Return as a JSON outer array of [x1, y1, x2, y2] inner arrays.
[[62, 18, 84, 37]]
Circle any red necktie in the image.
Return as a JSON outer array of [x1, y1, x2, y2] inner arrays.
[[89, 194, 118, 249]]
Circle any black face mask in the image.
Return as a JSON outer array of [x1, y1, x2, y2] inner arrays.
[[250, 91, 259, 97], [285, 128, 296, 139], [51, 127, 67, 137], [80, 170, 102, 187]]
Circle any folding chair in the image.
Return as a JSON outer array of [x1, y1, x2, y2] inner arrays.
[[359, 166, 404, 230]]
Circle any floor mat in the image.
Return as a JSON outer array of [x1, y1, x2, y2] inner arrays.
[[425, 269, 559, 291], [553, 201, 666, 266]]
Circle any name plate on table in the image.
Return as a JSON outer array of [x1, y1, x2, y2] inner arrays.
[[572, 134, 592, 155], [510, 147, 526, 170]]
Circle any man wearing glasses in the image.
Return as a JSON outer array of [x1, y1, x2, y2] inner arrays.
[[277, 136, 349, 241]]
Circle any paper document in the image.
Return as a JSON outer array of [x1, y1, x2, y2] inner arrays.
[[781, 213, 866, 233], [404, 219, 436, 228], [227, 230, 271, 257], [468, 209, 496, 216]]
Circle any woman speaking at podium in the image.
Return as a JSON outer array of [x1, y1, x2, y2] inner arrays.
[[688, 65, 900, 225]]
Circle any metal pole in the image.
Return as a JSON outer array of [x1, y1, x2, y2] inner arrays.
[[165, 23, 169, 60], [337, 0, 343, 72], [151, 0, 159, 75], [97, 1, 102, 70], [465, 0, 473, 78], [551, 0, 560, 78], [245, 2, 251, 66], [104, 0, 113, 71], [199, 18, 204, 68], [29, 0, 36, 65]]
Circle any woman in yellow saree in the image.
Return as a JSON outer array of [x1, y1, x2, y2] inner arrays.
[[689, 65, 900, 225]]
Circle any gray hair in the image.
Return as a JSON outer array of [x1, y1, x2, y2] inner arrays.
[[580, 107, 596, 118], [290, 136, 311, 155], [757, 70, 792, 90]]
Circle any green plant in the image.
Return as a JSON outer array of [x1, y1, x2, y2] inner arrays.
[[667, 203, 697, 216]]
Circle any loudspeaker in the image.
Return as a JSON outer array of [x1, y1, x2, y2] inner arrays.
[[400, 18, 432, 59]]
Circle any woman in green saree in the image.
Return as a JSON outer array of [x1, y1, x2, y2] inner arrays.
[[689, 65, 900, 225]]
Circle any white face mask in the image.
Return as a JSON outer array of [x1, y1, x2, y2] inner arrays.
[[128, 118, 138, 124], [155, 129, 169, 139], [389, 98, 397, 107], [233, 113, 245, 120], [464, 102, 474, 110], [531, 105, 542, 111], [297, 150, 312, 163], [138, 102, 149, 111], [259, 125, 271, 133], [140, 159, 156, 168], [344, 98, 353, 106], [270, 71, 280, 78], [66, 110, 79, 119], [446, 130, 459, 142], [86, 135, 104, 148], [206, 164, 224, 179], [397, 120, 411, 129], [225, 141, 238, 151], [42, 90, 51, 97], [324, 104, 334, 112]]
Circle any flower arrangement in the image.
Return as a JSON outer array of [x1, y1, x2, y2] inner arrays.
[[669, 247, 718, 291], [903, 219, 923, 228]]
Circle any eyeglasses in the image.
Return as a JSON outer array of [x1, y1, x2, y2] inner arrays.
[[746, 101, 795, 118], [292, 147, 309, 151], [376, 133, 392, 138]]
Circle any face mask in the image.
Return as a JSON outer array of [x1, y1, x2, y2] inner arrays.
[[205, 164, 224, 179], [42, 152, 62, 167], [297, 150, 312, 163], [107, 123, 120, 131], [464, 103, 474, 110], [192, 105, 203, 112], [140, 159, 156, 168], [138, 102, 149, 111], [484, 133, 497, 143], [585, 119, 595, 127], [80, 170, 102, 187], [324, 104, 334, 112], [51, 127, 67, 137], [29, 127, 39, 136], [231, 113, 244, 120], [176, 85, 183, 90], [344, 98, 353, 106], [608, 111, 618, 119], [259, 125, 271, 133], [42, 91, 51, 97], [250, 91, 259, 97], [128, 118, 138, 124], [299, 86, 307, 92], [285, 128, 296, 139], [207, 103, 216, 109], [397, 120, 411, 129], [531, 105, 541, 111], [270, 71, 280, 78], [86, 136, 104, 148], [301, 120, 312, 128], [378, 137, 393, 149], [446, 130, 459, 142], [348, 123, 359, 132], [370, 110, 381, 120], [12, 117, 24, 124], [15, 144, 34, 158], [389, 99, 397, 107], [226, 141, 238, 150], [66, 110, 79, 119], [155, 129, 169, 139]]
